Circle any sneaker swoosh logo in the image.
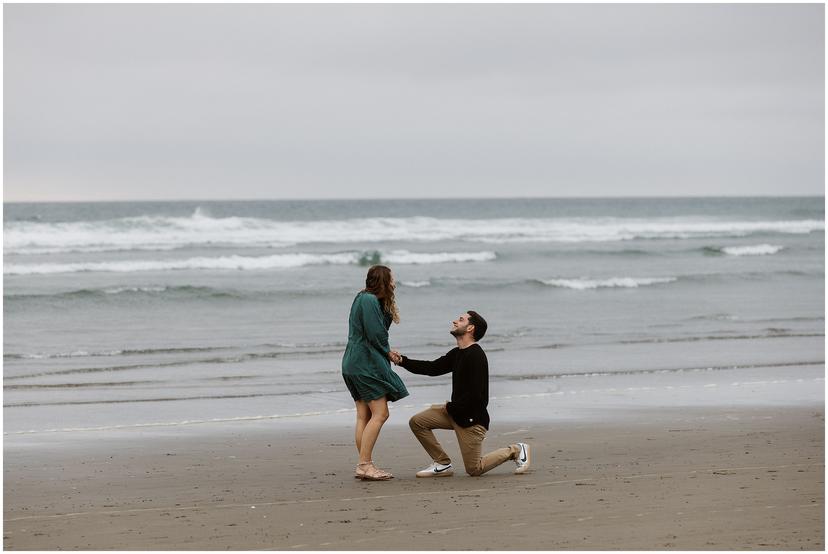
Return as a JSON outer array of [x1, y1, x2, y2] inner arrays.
[[520, 448, 527, 463], [434, 466, 451, 473]]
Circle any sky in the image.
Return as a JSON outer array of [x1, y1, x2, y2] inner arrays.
[[4, 3, 825, 202]]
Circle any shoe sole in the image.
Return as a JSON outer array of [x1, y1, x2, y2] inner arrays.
[[515, 444, 532, 474], [416, 472, 454, 478]]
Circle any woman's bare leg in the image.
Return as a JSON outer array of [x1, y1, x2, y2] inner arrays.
[[358, 397, 389, 463], [354, 400, 371, 453]]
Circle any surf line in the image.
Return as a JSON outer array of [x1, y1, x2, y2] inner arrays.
[[3, 402, 439, 435], [4, 462, 822, 524]]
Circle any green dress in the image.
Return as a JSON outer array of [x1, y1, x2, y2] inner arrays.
[[341, 291, 409, 402]]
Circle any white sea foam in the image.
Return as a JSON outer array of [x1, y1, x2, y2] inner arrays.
[[400, 280, 431, 288], [4, 250, 497, 275], [13, 350, 123, 359], [9, 245, 183, 256], [4, 210, 823, 255], [382, 250, 496, 264], [4, 253, 355, 275], [721, 244, 784, 256], [103, 286, 169, 294], [538, 277, 678, 290]]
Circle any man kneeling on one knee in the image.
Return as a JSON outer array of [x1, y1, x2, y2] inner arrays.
[[390, 311, 531, 477]]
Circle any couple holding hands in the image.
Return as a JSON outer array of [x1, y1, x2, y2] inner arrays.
[[341, 265, 531, 481]]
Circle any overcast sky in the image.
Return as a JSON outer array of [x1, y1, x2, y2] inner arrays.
[[4, 3, 825, 202]]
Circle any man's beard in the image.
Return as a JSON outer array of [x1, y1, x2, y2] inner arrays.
[[450, 328, 464, 337]]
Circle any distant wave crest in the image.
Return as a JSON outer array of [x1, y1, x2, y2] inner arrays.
[[399, 280, 431, 288], [4, 345, 228, 360], [721, 244, 784, 256], [536, 277, 678, 290], [4, 249, 497, 275], [702, 244, 785, 256], [4, 209, 823, 254], [5, 285, 245, 301]]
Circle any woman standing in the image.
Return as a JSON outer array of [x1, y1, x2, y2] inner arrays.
[[342, 265, 409, 481]]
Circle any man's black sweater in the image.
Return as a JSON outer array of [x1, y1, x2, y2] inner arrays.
[[400, 343, 490, 429]]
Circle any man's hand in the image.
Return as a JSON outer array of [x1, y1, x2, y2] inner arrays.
[[388, 350, 403, 365]]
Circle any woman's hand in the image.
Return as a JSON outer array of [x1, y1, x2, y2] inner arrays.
[[388, 350, 402, 365]]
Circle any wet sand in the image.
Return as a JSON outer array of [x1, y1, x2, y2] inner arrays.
[[4, 405, 824, 550]]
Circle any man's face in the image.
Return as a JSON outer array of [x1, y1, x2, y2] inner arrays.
[[450, 313, 473, 338]]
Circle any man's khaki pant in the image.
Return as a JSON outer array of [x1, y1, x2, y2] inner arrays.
[[409, 404, 519, 476]]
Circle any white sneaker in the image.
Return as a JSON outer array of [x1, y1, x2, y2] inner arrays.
[[416, 462, 454, 478], [514, 443, 531, 474]]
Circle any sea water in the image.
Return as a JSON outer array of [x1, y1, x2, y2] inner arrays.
[[3, 197, 824, 439]]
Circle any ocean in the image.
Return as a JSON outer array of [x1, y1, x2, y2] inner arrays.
[[3, 197, 824, 441]]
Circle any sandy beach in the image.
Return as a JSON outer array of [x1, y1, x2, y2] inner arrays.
[[4, 405, 823, 550]]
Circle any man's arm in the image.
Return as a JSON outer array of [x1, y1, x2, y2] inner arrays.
[[397, 350, 456, 377]]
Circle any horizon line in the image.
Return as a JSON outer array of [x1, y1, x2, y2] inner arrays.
[[4, 193, 825, 204]]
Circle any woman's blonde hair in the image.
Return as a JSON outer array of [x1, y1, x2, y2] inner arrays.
[[364, 265, 400, 324]]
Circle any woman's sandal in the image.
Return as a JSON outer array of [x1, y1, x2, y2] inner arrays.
[[362, 462, 393, 481], [354, 461, 371, 480]]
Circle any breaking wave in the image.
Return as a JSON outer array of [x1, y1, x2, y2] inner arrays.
[[4, 345, 231, 360], [399, 280, 432, 288], [721, 244, 784, 256], [4, 250, 497, 275], [4, 209, 823, 255], [536, 277, 678, 290]]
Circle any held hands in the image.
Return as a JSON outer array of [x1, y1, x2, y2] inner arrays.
[[388, 350, 403, 365]]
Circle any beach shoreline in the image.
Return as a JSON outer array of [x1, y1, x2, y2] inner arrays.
[[4, 404, 823, 550]]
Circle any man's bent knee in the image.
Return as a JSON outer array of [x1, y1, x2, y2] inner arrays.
[[409, 415, 423, 432], [465, 463, 485, 477]]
